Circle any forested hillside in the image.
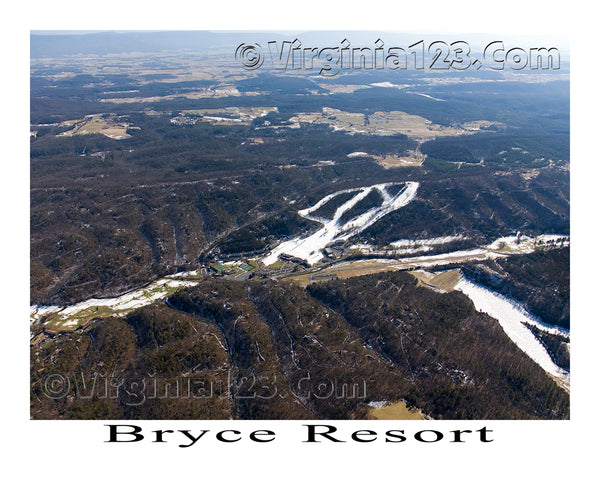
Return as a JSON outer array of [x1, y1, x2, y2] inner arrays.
[[31, 272, 569, 420]]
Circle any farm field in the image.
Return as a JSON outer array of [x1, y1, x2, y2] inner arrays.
[[290, 107, 500, 141], [57, 113, 136, 139], [368, 400, 427, 420]]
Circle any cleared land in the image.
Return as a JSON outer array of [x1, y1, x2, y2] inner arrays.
[[102, 87, 241, 103], [285, 252, 488, 286], [368, 401, 427, 420], [33, 272, 202, 333], [57, 113, 135, 139], [373, 149, 425, 168], [284, 260, 408, 286], [315, 83, 372, 94], [289, 107, 498, 141], [172, 107, 277, 125], [410, 268, 462, 293]]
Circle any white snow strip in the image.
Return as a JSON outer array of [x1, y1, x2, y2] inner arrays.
[[407, 92, 446, 102], [390, 235, 466, 248], [389, 248, 491, 268], [455, 277, 569, 381], [375, 184, 392, 203], [202, 116, 243, 122], [370, 82, 409, 89], [347, 151, 371, 158], [367, 400, 390, 409]]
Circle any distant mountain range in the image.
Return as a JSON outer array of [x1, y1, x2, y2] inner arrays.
[[30, 31, 286, 57], [30, 30, 569, 60]]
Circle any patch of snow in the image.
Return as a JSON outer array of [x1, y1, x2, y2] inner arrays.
[[367, 400, 390, 409], [62, 319, 80, 327], [347, 152, 371, 158], [349, 243, 375, 252], [169, 270, 199, 278], [30, 305, 62, 322], [407, 92, 446, 101], [202, 116, 243, 122], [370, 82, 409, 89]]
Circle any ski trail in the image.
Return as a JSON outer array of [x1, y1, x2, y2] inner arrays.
[[455, 276, 569, 383]]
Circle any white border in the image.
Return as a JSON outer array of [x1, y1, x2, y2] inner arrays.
[[3, 1, 597, 477]]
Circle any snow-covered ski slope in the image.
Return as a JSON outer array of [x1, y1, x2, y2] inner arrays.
[[263, 182, 419, 265], [455, 275, 569, 382]]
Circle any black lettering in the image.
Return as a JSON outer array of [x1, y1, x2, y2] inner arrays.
[[106, 424, 144, 443], [249, 430, 276, 443], [478, 427, 494, 443], [215, 430, 242, 443], [178, 430, 209, 448], [414, 430, 444, 443], [152, 429, 174, 443], [351, 430, 377, 443], [450, 429, 472, 443], [303, 424, 345, 443], [385, 430, 407, 443]]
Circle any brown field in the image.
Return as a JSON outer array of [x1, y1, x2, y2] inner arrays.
[[367, 110, 467, 141], [290, 107, 367, 133], [57, 114, 133, 139], [410, 268, 462, 293], [289, 107, 497, 141], [325, 261, 403, 278], [373, 150, 425, 168], [285, 260, 406, 286], [283, 248, 497, 286], [368, 400, 427, 420]]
